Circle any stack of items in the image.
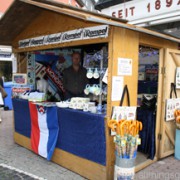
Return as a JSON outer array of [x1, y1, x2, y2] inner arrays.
[[69, 97, 90, 110], [108, 120, 142, 159], [108, 119, 143, 180], [20, 91, 46, 102]]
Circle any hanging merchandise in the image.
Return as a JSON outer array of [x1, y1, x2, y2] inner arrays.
[[165, 83, 180, 121], [175, 67, 180, 89], [108, 85, 141, 180], [83, 48, 107, 114]]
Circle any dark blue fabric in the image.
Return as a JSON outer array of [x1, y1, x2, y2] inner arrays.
[[138, 81, 158, 94], [137, 108, 156, 160], [12, 98, 31, 138], [46, 106, 59, 161], [12, 98, 106, 165], [57, 108, 106, 165]]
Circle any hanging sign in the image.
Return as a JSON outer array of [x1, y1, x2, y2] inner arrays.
[[61, 29, 83, 43], [83, 25, 109, 39], [19, 25, 109, 48], [176, 67, 180, 89], [101, 0, 180, 22]]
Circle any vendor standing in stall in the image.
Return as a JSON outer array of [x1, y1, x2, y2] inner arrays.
[[63, 51, 88, 100]]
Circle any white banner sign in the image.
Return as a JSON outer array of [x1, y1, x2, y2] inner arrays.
[[19, 25, 109, 48], [101, 0, 180, 21]]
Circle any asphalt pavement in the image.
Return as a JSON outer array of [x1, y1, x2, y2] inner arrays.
[[0, 110, 180, 180]]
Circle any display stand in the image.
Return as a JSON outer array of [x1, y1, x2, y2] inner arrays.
[[97, 49, 104, 114]]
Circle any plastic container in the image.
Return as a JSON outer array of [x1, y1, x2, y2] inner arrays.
[[4, 81, 13, 110], [175, 129, 180, 160]]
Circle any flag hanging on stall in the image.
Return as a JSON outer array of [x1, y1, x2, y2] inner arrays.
[[29, 102, 59, 161]]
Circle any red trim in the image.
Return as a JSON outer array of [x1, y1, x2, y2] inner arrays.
[[29, 102, 40, 154]]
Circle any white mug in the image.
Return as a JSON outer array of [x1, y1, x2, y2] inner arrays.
[[84, 84, 90, 95], [93, 68, 99, 79], [83, 103, 89, 112], [89, 84, 98, 94], [86, 68, 93, 79], [94, 85, 102, 96]]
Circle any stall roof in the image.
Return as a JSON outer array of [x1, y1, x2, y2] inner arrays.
[[0, 0, 179, 46]]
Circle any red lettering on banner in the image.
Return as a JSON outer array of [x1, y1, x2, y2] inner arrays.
[[166, 0, 172, 7], [112, 11, 116, 17], [46, 66, 65, 93], [118, 10, 123, 18], [147, 3, 150, 12], [125, 8, 128, 17], [155, 0, 161, 10], [178, 0, 180, 5], [129, 6, 135, 16]]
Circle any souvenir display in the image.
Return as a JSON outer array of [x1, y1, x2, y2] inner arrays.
[[69, 97, 90, 110]]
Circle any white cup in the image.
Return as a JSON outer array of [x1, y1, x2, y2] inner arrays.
[[94, 85, 102, 96], [86, 68, 93, 79], [84, 84, 90, 95], [83, 103, 89, 112], [90, 106, 97, 113], [93, 68, 100, 79]]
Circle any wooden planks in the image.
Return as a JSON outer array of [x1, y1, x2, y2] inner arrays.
[[14, 132, 106, 180]]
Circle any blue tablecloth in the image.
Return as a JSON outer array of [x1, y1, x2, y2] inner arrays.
[[56, 107, 106, 165], [12, 98, 106, 165]]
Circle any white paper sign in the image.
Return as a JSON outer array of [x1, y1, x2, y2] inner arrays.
[[102, 68, 108, 84], [118, 58, 132, 76], [176, 67, 180, 89], [111, 76, 124, 101]]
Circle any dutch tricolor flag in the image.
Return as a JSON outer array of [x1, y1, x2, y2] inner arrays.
[[29, 102, 59, 160]]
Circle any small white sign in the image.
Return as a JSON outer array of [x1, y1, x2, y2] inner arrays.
[[176, 67, 180, 89], [102, 68, 108, 84], [118, 58, 132, 76], [111, 76, 124, 101]]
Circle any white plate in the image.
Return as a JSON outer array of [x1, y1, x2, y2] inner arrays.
[[56, 102, 69, 108]]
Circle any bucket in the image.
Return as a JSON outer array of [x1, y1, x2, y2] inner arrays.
[[114, 155, 135, 180]]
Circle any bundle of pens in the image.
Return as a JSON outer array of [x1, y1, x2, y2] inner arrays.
[[108, 119, 143, 159]]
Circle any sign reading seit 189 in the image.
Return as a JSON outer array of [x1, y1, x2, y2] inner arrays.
[[101, 0, 180, 21]]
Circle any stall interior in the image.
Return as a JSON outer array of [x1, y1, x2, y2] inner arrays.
[[135, 45, 159, 165], [13, 43, 108, 114]]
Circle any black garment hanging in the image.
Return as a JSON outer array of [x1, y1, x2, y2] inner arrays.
[[137, 108, 156, 160]]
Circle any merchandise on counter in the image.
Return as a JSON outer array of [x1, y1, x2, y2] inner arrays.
[[69, 97, 90, 110]]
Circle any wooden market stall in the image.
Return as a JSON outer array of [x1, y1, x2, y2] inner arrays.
[[0, 0, 180, 179]]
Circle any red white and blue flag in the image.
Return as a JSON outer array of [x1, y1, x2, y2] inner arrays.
[[29, 102, 59, 160]]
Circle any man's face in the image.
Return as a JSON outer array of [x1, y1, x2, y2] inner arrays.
[[72, 53, 81, 66]]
